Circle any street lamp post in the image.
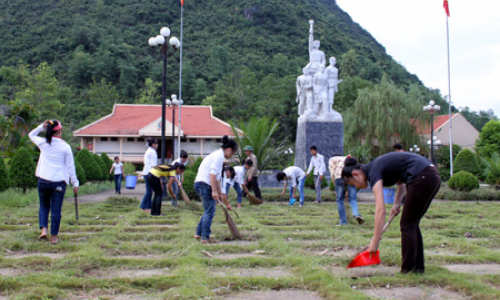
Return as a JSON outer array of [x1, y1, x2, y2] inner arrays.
[[409, 145, 420, 154], [166, 95, 181, 161], [148, 27, 181, 164], [423, 100, 441, 164]]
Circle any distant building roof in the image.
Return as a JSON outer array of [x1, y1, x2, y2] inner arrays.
[[414, 113, 460, 135], [74, 104, 240, 138]]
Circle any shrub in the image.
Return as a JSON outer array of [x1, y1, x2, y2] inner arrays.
[[75, 149, 102, 182], [448, 171, 480, 192], [100, 153, 114, 180], [435, 186, 500, 201], [436, 144, 462, 168], [0, 156, 10, 192], [122, 162, 137, 176], [480, 152, 500, 187], [182, 170, 198, 200], [454, 149, 481, 176], [439, 167, 451, 182], [75, 161, 87, 186], [329, 179, 335, 191], [189, 157, 203, 174], [10, 147, 38, 193], [304, 168, 327, 189], [476, 119, 500, 158], [92, 154, 107, 181]]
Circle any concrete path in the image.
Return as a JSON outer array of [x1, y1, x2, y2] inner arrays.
[[64, 183, 146, 204]]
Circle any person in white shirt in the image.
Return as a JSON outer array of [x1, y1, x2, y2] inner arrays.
[[194, 136, 238, 244], [306, 145, 326, 204], [277, 166, 306, 207], [140, 138, 158, 212], [220, 164, 235, 211], [171, 150, 189, 207], [29, 120, 79, 245], [109, 156, 123, 195], [226, 160, 251, 209]]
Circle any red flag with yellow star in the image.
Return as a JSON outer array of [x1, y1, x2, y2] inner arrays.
[[443, 0, 450, 17]]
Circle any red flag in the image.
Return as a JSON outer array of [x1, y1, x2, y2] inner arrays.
[[180, 0, 184, 5], [443, 0, 450, 17]]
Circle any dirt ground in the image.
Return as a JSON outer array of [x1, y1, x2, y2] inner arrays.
[[220, 290, 325, 300], [210, 267, 292, 278], [361, 287, 470, 300], [445, 264, 500, 275]]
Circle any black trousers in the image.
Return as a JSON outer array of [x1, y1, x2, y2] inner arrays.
[[400, 166, 441, 273], [148, 174, 163, 216], [245, 176, 262, 199]]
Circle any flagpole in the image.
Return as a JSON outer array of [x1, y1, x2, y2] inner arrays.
[[446, 13, 453, 178], [177, 1, 184, 160]]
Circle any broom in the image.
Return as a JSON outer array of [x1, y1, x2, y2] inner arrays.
[[218, 200, 242, 239], [242, 184, 262, 205], [179, 186, 191, 204]]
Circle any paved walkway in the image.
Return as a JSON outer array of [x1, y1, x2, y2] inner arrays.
[[64, 183, 146, 204]]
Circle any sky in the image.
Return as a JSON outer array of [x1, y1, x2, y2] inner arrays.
[[336, 0, 500, 116]]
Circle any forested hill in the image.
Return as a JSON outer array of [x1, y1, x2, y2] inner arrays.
[[0, 0, 441, 139]]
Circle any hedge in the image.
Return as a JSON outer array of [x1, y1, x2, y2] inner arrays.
[[10, 147, 38, 193], [182, 170, 198, 200], [101, 153, 114, 180], [448, 171, 480, 192], [0, 156, 10, 192], [75, 161, 87, 186], [435, 186, 500, 201], [76, 149, 102, 182], [453, 149, 481, 176], [93, 154, 108, 181]]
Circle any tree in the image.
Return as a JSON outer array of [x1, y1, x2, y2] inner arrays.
[[75, 161, 87, 186], [476, 120, 500, 158], [461, 107, 497, 131], [436, 144, 462, 168], [480, 152, 500, 188], [0, 156, 10, 192], [75, 148, 102, 182], [100, 153, 114, 180], [344, 77, 427, 156], [93, 154, 108, 181], [454, 149, 481, 176], [9, 147, 37, 193], [230, 117, 288, 172], [137, 78, 161, 104], [340, 49, 361, 78]]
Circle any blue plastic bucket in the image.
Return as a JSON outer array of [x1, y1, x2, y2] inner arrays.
[[383, 187, 396, 204], [125, 175, 137, 189]]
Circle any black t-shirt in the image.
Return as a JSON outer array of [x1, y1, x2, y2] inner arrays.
[[362, 152, 433, 188]]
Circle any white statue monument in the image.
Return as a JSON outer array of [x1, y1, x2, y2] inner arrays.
[[298, 20, 342, 122], [296, 67, 313, 116]]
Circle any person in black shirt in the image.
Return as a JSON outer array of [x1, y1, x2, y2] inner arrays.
[[342, 152, 441, 274]]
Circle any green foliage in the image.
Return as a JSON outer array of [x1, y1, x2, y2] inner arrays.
[[454, 149, 481, 176], [439, 167, 451, 182], [122, 162, 137, 177], [476, 119, 500, 158], [435, 186, 500, 200], [347, 145, 371, 164], [480, 152, 500, 186], [92, 154, 107, 181], [100, 153, 114, 180], [230, 117, 288, 172], [9, 147, 37, 193], [460, 107, 497, 131], [75, 149, 102, 182], [304, 169, 328, 189], [448, 171, 480, 192], [436, 144, 462, 169], [344, 77, 427, 156], [329, 179, 335, 191], [0, 156, 10, 192], [189, 157, 203, 174], [182, 170, 198, 200], [74, 161, 87, 186]]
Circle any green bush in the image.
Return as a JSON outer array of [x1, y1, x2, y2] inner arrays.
[[92, 154, 108, 181], [75, 161, 87, 186], [435, 186, 500, 200], [0, 156, 10, 192], [101, 153, 114, 180], [454, 149, 481, 176], [182, 170, 198, 200], [189, 157, 203, 174], [448, 171, 480, 192], [436, 144, 462, 168], [75, 149, 102, 182], [122, 162, 137, 176], [439, 167, 451, 182], [304, 168, 327, 189], [10, 147, 38, 193], [329, 179, 335, 191], [476, 119, 500, 158]]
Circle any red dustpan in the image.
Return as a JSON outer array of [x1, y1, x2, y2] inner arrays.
[[347, 250, 381, 268]]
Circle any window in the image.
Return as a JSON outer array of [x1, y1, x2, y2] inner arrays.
[[181, 137, 187, 142], [189, 138, 197, 143], [138, 138, 145, 142], [100, 137, 108, 142], [205, 139, 212, 142], [110, 137, 118, 142], [216, 139, 222, 143], [127, 138, 135, 142]]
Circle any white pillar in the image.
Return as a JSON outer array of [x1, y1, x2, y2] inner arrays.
[[119, 138, 123, 160], [200, 139, 204, 156], [92, 137, 96, 154]]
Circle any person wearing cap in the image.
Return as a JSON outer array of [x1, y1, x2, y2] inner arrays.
[[29, 119, 79, 245], [329, 154, 364, 226], [243, 145, 262, 200], [306, 145, 326, 204], [171, 150, 189, 207]]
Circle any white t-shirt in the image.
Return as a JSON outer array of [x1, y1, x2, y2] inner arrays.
[[142, 147, 158, 175], [195, 149, 225, 186], [234, 166, 246, 186], [283, 166, 306, 187], [113, 162, 123, 175]]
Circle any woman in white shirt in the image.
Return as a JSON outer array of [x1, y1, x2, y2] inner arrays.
[[277, 166, 306, 207], [29, 120, 79, 245], [194, 136, 238, 244], [109, 156, 123, 194], [140, 138, 158, 212]]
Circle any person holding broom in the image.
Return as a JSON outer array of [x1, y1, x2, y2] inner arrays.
[[148, 163, 185, 216], [171, 150, 189, 207], [194, 136, 238, 244], [341, 152, 440, 274], [29, 120, 79, 245]]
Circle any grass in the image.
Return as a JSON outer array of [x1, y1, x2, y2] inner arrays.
[[0, 181, 115, 208], [1, 192, 500, 299]]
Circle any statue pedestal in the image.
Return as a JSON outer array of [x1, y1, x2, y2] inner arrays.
[[294, 117, 344, 174]]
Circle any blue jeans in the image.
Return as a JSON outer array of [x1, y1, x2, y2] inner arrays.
[[335, 178, 360, 225], [140, 175, 153, 209], [114, 174, 122, 193], [195, 182, 216, 240], [171, 179, 179, 206], [289, 177, 306, 205], [38, 178, 67, 236], [225, 183, 243, 204]]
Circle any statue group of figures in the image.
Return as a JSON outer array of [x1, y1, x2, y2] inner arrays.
[[296, 20, 342, 122]]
